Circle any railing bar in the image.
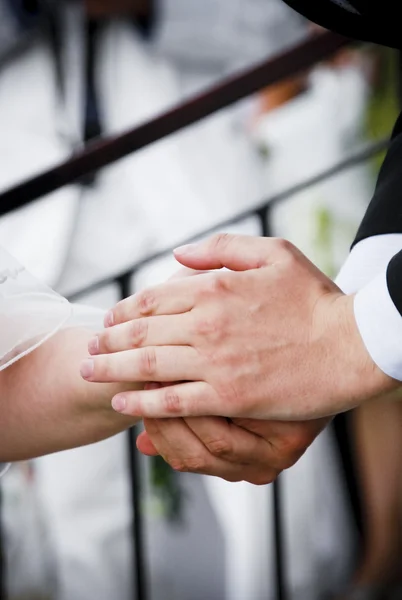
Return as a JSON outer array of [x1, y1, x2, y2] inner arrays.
[[261, 206, 287, 600], [273, 477, 286, 600], [0, 485, 5, 600], [0, 33, 350, 215], [68, 137, 389, 302], [117, 275, 148, 600]]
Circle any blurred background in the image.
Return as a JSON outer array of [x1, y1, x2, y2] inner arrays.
[[0, 1, 401, 599]]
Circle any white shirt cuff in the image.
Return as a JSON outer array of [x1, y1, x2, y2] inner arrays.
[[335, 234, 402, 294], [335, 234, 402, 382], [354, 270, 402, 381]]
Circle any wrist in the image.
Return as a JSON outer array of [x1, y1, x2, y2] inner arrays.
[[328, 292, 398, 412], [56, 328, 141, 426]]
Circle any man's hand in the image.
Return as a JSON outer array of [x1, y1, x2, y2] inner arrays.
[[82, 235, 395, 422], [136, 387, 329, 484]]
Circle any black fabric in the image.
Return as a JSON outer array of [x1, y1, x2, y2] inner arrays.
[[5, 0, 41, 29], [354, 112, 402, 244], [353, 112, 402, 313], [387, 251, 402, 315], [283, 0, 402, 312], [282, 0, 402, 49]]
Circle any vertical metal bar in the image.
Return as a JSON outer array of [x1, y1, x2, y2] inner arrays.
[[0, 484, 5, 600], [117, 275, 148, 600], [272, 477, 286, 600], [127, 427, 148, 600], [257, 206, 287, 600]]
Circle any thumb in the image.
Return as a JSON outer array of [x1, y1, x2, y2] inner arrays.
[[174, 234, 286, 272], [136, 431, 159, 456]]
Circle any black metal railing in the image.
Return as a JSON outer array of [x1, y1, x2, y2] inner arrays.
[[65, 136, 387, 600], [0, 30, 393, 600]]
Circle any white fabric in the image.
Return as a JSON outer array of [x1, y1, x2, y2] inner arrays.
[[0, 462, 10, 476], [354, 271, 402, 381], [59, 18, 266, 294], [0, 247, 99, 482], [336, 234, 402, 381], [0, 246, 71, 372], [0, 5, 357, 599], [0, 5, 83, 287], [0, 292, 134, 600], [335, 234, 402, 293], [155, 0, 308, 75], [135, 217, 356, 600], [0, 243, 109, 478], [254, 63, 371, 275]]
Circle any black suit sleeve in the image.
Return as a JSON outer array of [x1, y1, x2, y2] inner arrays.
[[353, 111, 402, 315]]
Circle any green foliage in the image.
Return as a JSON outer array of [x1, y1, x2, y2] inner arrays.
[[150, 455, 185, 523], [365, 47, 399, 171]]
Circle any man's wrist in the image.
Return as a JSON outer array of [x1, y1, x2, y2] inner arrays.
[[325, 293, 398, 414]]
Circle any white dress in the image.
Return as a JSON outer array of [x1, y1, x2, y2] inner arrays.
[[0, 244, 107, 470], [0, 245, 68, 476]]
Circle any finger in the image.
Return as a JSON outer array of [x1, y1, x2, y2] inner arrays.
[[168, 267, 207, 280], [90, 313, 192, 355], [136, 430, 159, 456], [233, 417, 330, 469], [110, 381, 224, 419], [105, 277, 202, 327], [174, 233, 293, 271], [233, 417, 329, 447], [81, 346, 203, 383], [184, 416, 278, 467], [142, 418, 277, 484]]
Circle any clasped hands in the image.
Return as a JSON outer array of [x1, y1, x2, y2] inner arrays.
[[80, 234, 394, 484]]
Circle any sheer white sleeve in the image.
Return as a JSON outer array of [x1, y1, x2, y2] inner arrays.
[[0, 246, 106, 476], [0, 246, 72, 372]]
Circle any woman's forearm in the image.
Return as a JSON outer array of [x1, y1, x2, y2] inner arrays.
[[0, 328, 141, 462]]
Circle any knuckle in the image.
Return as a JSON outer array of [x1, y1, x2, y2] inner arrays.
[[170, 456, 207, 474], [210, 232, 232, 252], [248, 470, 278, 486], [205, 437, 233, 459], [98, 358, 115, 381], [99, 331, 113, 353], [130, 319, 148, 347], [272, 237, 294, 256], [196, 273, 233, 305], [184, 457, 208, 473], [136, 289, 156, 316], [139, 348, 157, 378], [222, 475, 239, 483], [286, 431, 311, 454], [210, 273, 231, 296], [194, 314, 220, 338], [163, 388, 182, 414], [170, 459, 187, 473], [111, 298, 131, 324], [276, 431, 311, 468]]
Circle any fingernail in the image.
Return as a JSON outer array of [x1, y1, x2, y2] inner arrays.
[[104, 311, 114, 327], [174, 243, 197, 255], [112, 395, 127, 413], [80, 359, 94, 379], [88, 336, 99, 355]]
